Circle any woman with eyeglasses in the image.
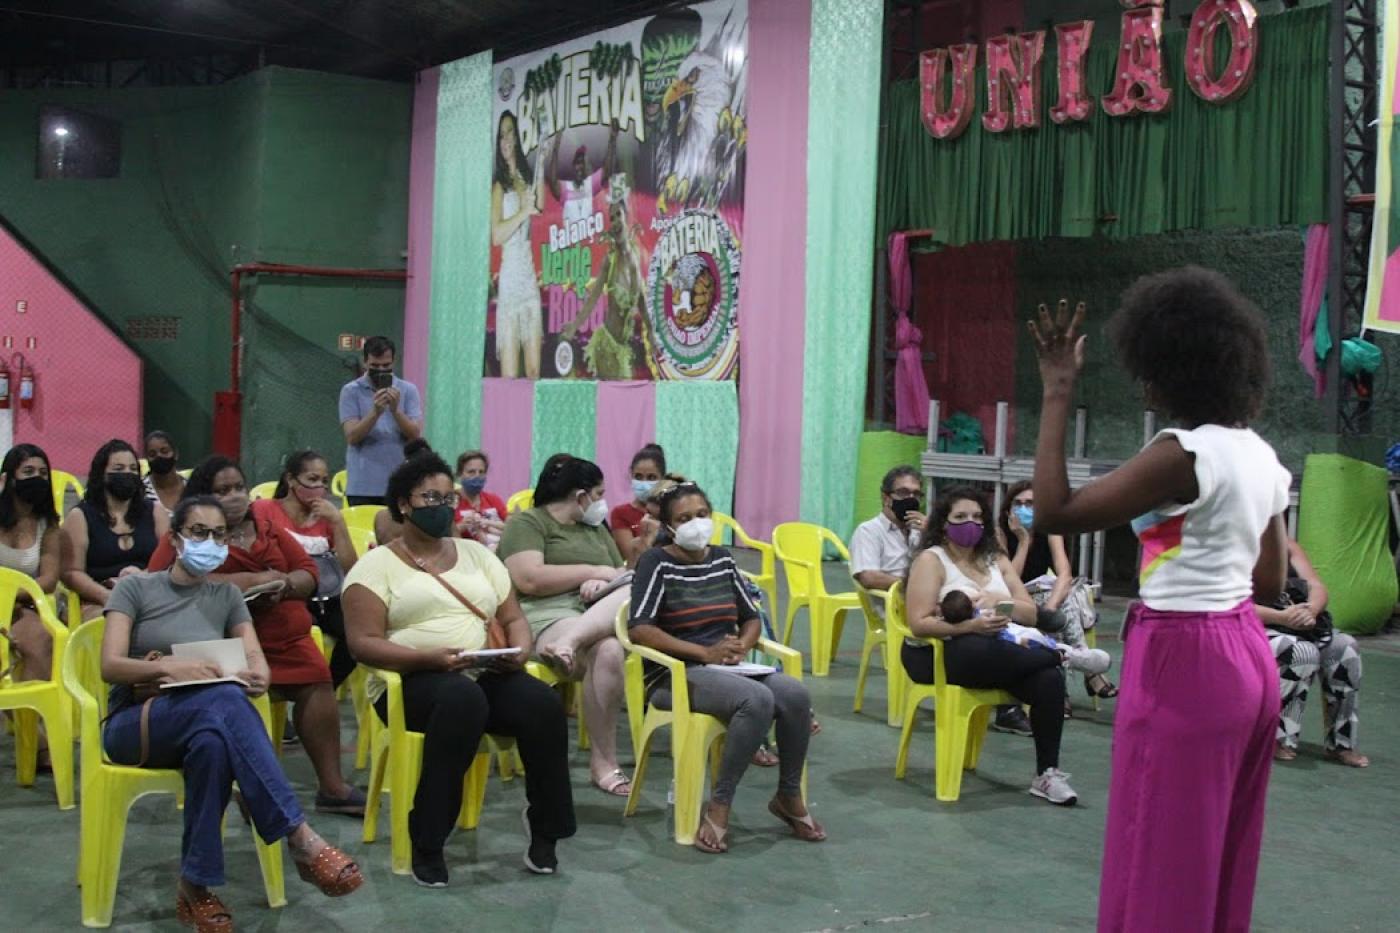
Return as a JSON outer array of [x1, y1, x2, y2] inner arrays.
[[254, 449, 358, 688], [497, 454, 632, 797], [0, 444, 62, 688], [146, 457, 366, 817], [629, 482, 825, 853], [61, 438, 169, 621], [344, 447, 575, 887], [102, 495, 362, 927]]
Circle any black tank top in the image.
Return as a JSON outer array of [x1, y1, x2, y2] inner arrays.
[[79, 499, 157, 581], [1004, 524, 1052, 582]]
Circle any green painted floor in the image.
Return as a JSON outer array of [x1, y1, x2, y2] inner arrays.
[[2, 560, 1397, 931]]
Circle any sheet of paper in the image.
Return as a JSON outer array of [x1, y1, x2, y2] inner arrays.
[[161, 676, 250, 690], [171, 638, 246, 676], [701, 662, 777, 677], [458, 647, 523, 657]]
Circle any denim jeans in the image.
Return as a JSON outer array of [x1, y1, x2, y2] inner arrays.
[[103, 683, 304, 886]]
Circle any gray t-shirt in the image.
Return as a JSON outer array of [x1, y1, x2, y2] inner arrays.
[[104, 570, 251, 712]]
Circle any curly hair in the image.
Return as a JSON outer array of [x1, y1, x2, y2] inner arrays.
[[1109, 266, 1270, 426], [386, 446, 455, 522], [916, 484, 1002, 563]]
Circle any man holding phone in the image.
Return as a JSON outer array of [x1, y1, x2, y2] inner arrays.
[[339, 336, 423, 506], [851, 465, 926, 593]]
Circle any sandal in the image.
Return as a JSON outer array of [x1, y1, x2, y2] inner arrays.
[[1084, 674, 1119, 699], [1273, 742, 1297, 762], [291, 837, 363, 897], [314, 786, 368, 816], [695, 813, 729, 854], [591, 769, 631, 797], [176, 886, 233, 932], [539, 645, 578, 679], [751, 745, 779, 767], [810, 711, 822, 736], [1326, 747, 1370, 768], [767, 796, 826, 842]]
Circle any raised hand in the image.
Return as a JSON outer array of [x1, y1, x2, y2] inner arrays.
[[1028, 299, 1087, 394]]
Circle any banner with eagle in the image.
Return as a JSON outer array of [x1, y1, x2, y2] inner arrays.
[[486, 0, 747, 382]]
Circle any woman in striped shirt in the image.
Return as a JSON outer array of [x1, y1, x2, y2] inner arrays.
[[628, 483, 826, 854]]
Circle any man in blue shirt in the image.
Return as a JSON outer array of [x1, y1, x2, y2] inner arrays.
[[338, 336, 423, 505]]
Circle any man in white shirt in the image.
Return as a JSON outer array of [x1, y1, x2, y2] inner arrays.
[[850, 466, 926, 590]]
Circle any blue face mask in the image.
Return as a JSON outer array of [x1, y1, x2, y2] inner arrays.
[[179, 536, 228, 576], [631, 478, 658, 502], [1011, 504, 1035, 533], [460, 476, 487, 495]]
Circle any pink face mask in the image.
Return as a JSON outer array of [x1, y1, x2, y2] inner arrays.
[[293, 482, 326, 505]]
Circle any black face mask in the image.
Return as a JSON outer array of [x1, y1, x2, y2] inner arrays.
[[891, 497, 920, 523], [14, 476, 51, 508], [148, 455, 177, 476], [105, 472, 142, 501]]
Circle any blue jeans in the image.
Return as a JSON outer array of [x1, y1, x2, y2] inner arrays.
[[103, 683, 305, 886]]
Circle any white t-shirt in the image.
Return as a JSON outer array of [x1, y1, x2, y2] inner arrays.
[[1131, 426, 1290, 612]]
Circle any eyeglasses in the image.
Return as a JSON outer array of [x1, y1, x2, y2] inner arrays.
[[1011, 497, 1034, 507], [414, 491, 459, 507], [182, 524, 230, 543], [889, 489, 923, 501]]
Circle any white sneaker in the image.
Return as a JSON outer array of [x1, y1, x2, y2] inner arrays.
[[1029, 768, 1078, 806], [1059, 645, 1111, 675]]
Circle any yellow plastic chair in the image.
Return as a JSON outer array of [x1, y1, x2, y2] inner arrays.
[[341, 504, 384, 536], [51, 469, 84, 521], [178, 468, 192, 480], [772, 522, 861, 676], [359, 667, 509, 874], [852, 581, 904, 727], [0, 568, 74, 808], [709, 512, 779, 616], [249, 481, 278, 501], [331, 470, 347, 503], [506, 488, 534, 514], [63, 617, 286, 927], [888, 582, 1018, 801], [616, 600, 805, 845]]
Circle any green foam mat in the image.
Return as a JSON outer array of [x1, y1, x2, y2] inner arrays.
[[851, 431, 927, 533], [1298, 453, 1397, 634]]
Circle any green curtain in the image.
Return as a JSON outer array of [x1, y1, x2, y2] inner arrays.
[[425, 54, 493, 452], [530, 380, 597, 482], [800, 0, 885, 541], [654, 381, 739, 519], [879, 5, 1328, 245]]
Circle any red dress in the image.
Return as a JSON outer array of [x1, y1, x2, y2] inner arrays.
[[148, 516, 331, 686]]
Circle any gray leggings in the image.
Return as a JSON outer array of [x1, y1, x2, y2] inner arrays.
[[651, 669, 811, 805]]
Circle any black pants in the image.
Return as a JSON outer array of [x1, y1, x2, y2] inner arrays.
[[901, 635, 1065, 774], [309, 597, 355, 688], [375, 670, 576, 853], [346, 495, 385, 507]]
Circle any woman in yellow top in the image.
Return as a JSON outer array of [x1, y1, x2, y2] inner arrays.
[[343, 447, 575, 889]]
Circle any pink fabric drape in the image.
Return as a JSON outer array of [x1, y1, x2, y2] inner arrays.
[[402, 67, 439, 391], [479, 378, 536, 496], [733, 0, 812, 539], [1299, 224, 1329, 398], [595, 382, 658, 509], [889, 232, 930, 434]]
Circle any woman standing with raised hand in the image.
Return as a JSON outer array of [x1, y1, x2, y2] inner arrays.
[[1026, 270, 1289, 933]]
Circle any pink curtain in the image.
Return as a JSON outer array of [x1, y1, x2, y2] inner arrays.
[[889, 232, 931, 434], [595, 382, 657, 507], [402, 67, 439, 391], [479, 378, 536, 496], [734, 0, 813, 539], [1299, 224, 1329, 398]]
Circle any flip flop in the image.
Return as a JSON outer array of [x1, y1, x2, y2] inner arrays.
[[315, 786, 368, 816], [768, 796, 826, 842], [591, 769, 632, 797], [695, 814, 729, 854], [751, 746, 779, 767]]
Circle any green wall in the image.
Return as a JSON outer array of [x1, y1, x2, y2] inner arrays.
[[0, 67, 410, 481]]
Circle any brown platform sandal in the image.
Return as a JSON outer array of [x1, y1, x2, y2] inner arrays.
[[176, 886, 233, 932], [293, 839, 363, 897]]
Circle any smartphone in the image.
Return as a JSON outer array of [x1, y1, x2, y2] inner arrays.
[[994, 600, 1016, 618], [369, 369, 393, 390]]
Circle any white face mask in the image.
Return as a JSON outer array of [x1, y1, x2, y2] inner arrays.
[[580, 495, 609, 527], [671, 516, 714, 551]]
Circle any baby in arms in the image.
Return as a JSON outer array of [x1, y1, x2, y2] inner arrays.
[[939, 589, 1111, 675]]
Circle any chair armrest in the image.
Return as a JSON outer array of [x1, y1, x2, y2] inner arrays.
[[623, 641, 692, 716], [821, 528, 852, 562], [362, 666, 406, 734], [757, 637, 803, 679]]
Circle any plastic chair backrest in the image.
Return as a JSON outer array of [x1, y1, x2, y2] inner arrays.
[[853, 579, 887, 629], [51, 470, 84, 519], [774, 522, 848, 599], [342, 504, 385, 535], [886, 580, 947, 688], [507, 489, 534, 514], [249, 481, 278, 501], [1, 568, 67, 684], [61, 618, 107, 774], [331, 470, 347, 501]]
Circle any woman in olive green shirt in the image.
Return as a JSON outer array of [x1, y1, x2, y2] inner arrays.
[[498, 455, 631, 796]]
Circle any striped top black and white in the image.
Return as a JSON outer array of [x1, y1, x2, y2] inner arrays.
[[628, 545, 760, 693]]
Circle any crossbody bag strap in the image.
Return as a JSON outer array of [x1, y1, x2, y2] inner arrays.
[[387, 539, 488, 621]]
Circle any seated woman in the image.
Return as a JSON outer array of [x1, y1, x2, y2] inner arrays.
[[372, 439, 435, 546], [997, 480, 1117, 705], [102, 495, 361, 928], [143, 430, 187, 514], [343, 448, 574, 887], [903, 485, 1078, 805], [629, 482, 825, 853], [147, 457, 365, 816], [453, 449, 507, 549], [0, 444, 62, 685], [497, 455, 632, 796], [61, 439, 168, 621], [254, 449, 358, 688], [610, 444, 666, 567], [1256, 539, 1368, 768]]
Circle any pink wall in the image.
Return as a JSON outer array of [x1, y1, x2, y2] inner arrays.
[[0, 224, 142, 473], [402, 67, 440, 391]]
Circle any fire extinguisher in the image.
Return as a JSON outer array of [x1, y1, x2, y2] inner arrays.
[[16, 355, 34, 411], [0, 359, 10, 410]]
